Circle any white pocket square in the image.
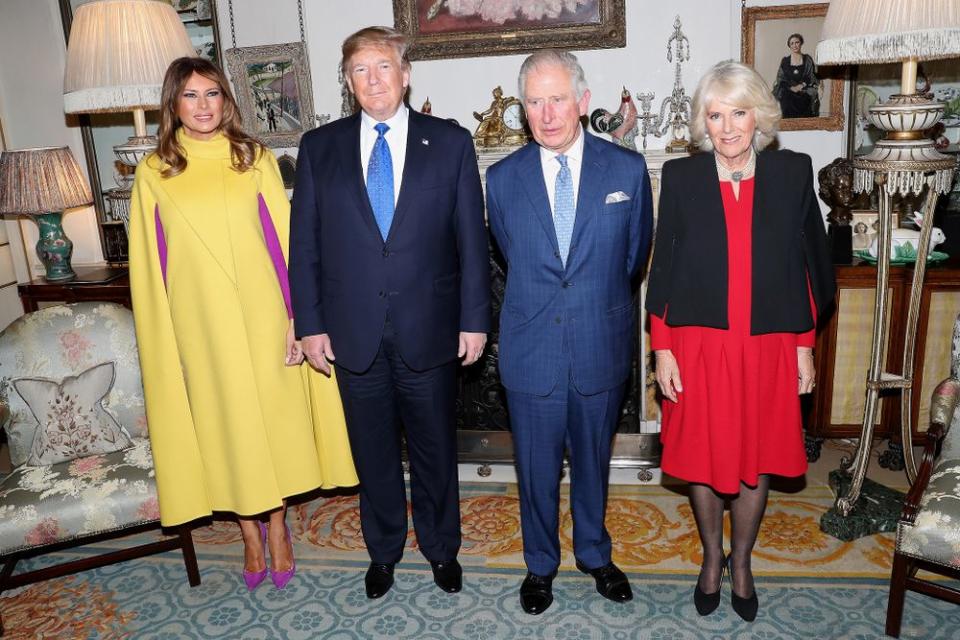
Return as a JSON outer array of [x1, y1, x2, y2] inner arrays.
[[605, 191, 630, 204]]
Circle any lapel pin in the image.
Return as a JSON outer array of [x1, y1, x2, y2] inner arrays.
[[422, 138, 430, 145]]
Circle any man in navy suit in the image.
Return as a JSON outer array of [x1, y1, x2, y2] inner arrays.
[[486, 50, 653, 615], [289, 26, 490, 600]]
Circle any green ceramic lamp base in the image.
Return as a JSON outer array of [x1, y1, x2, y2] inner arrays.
[[819, 469, 905, 541], [32, 211, 76, 281]]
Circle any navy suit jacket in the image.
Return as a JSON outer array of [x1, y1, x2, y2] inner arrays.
[[289, 110, 491, 373], [486, 132, 653, 396]]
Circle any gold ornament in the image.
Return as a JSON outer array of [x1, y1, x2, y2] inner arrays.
[[473, 86, 528, 147]]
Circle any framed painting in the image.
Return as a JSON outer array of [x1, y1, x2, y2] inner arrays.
[[224, 43, 316, 149], [393, 0, 626, 60], [741, 3, 845, 132]]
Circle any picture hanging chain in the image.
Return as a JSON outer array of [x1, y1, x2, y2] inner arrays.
[[227, 0, 306, 49], [228, 0, 236, 49], [297, 0, 306, 47]]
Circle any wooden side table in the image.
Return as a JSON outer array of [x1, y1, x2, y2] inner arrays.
[[17, 266, 130, 312], [806, 257, 960, 462]]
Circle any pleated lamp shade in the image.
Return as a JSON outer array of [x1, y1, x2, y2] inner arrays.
[[0, 147, 92, 215], [63, 0, 196, 114], [817, 0, 960, 65]]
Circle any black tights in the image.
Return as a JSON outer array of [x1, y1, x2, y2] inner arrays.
[[689, 475, 769, 597]]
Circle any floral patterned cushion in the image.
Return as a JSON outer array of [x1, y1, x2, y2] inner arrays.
[[16, 362, 132, 466], [0, 438, 159, 557], [897, 428, 960, 568], [0, 303, 146, 469]]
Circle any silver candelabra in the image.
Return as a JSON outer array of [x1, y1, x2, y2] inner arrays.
[[637, 16, 694, 152]]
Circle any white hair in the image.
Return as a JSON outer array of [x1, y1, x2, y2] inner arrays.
[[518, 49, 589, 102], [689, 60, 782, 151]]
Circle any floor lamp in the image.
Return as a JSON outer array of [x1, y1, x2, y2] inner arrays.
[[63, 0, 195, 225], [816, 0, 960, 539]]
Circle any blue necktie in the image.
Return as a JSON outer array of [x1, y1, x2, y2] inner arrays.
[[554, 154, 575, 266], [367, 122, 394, 241]]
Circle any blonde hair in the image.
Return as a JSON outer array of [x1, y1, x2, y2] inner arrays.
[[689, 60, 781, 151], [155, 57, 261, 178], [341, 26, 411, 77]]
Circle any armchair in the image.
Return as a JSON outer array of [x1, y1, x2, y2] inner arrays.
[[885, 314, 960, 637], [0, 302, 199, 636]]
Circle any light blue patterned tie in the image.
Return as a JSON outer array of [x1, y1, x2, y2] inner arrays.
[[554, 154, 575, 267], [367, 122, 394, 241]]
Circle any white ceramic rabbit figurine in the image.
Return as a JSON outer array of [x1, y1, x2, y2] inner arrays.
[[868, 211, 946, 260]]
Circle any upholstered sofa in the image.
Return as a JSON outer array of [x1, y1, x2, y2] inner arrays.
[[885, 315, 960, 637], [0, 302, 199, 636]]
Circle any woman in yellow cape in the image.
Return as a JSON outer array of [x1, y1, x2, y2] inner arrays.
[[129, 57, 357, 591]]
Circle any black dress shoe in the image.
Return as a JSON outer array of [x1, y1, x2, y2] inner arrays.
[[430, 559, 462, 593], [365, 562, 395, 599], [727, 555, 759, 622], [731, 589, 759, 622], [519, 571, 555, 615], [694, 582, 722, 616], [575, 560, 633, 603], [694, 558, 725, 616]]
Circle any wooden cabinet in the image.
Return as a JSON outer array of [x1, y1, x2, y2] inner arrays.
[[808, 258, 960, 447]]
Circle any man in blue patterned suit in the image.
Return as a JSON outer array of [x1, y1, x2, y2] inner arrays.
[[486, 50, 653, 615]]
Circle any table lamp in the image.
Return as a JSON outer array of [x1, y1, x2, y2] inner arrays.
[[63, 0, 196, 173], [816, 0, 960, 531], [0, 147, 93, 281]]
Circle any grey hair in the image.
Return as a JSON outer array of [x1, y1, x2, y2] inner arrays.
[[689, 60, 781, 151], [518, 50, 589, 102]]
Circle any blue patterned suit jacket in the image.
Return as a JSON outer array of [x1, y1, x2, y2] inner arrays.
[[486, 132, 653, 396]]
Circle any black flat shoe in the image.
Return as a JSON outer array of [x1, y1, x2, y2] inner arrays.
[[519, 571, 555, 615], [693, 556, 725, 615], [726, 555, 758, 622], [430, 558, 462, 593], [575, 560, 633, 603], [365, 562, 395, 599]]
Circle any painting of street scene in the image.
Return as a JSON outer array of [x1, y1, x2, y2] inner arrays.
[[226, 42, 315, 147], [244, 59, 302, 134]]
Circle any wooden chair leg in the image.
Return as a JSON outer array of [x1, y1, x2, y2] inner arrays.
[[0, 557, 13, 639], [178, 526, 201, 587], [886, 552, 911, 637]]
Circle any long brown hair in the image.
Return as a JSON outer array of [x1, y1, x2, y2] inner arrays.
[[155, 57, 261, 178]]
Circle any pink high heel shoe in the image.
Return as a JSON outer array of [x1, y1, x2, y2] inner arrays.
[[242, 521, 268, 591], [269, 523, 297, 589]]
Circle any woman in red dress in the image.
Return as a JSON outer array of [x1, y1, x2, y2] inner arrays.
[[645, 61, 835, 622]]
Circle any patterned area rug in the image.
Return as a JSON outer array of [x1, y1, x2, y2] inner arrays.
[[2, 478, 959, 639]]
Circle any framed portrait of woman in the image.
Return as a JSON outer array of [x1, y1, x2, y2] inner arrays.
[[741, 3, 845, 132]]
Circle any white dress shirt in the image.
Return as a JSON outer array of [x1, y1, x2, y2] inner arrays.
[[539, 126, 585, 216], [360, 104, 408, 205]]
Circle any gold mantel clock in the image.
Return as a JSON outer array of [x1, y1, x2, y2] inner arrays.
[[473, 86, 529, 148]]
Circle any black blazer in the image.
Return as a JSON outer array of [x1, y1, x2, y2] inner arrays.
[[645, 149, 835, 334], [289, 110, 491, 373]]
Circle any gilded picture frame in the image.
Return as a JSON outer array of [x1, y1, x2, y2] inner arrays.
[[393, 0, 626, 61], [224, 43, 316, 149], [741, 3, 845, 132]]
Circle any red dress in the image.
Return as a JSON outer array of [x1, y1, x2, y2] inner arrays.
[[649, 178, 814, 493]]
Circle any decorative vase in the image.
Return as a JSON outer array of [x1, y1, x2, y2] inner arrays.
[[32, 211, 76, 281]]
